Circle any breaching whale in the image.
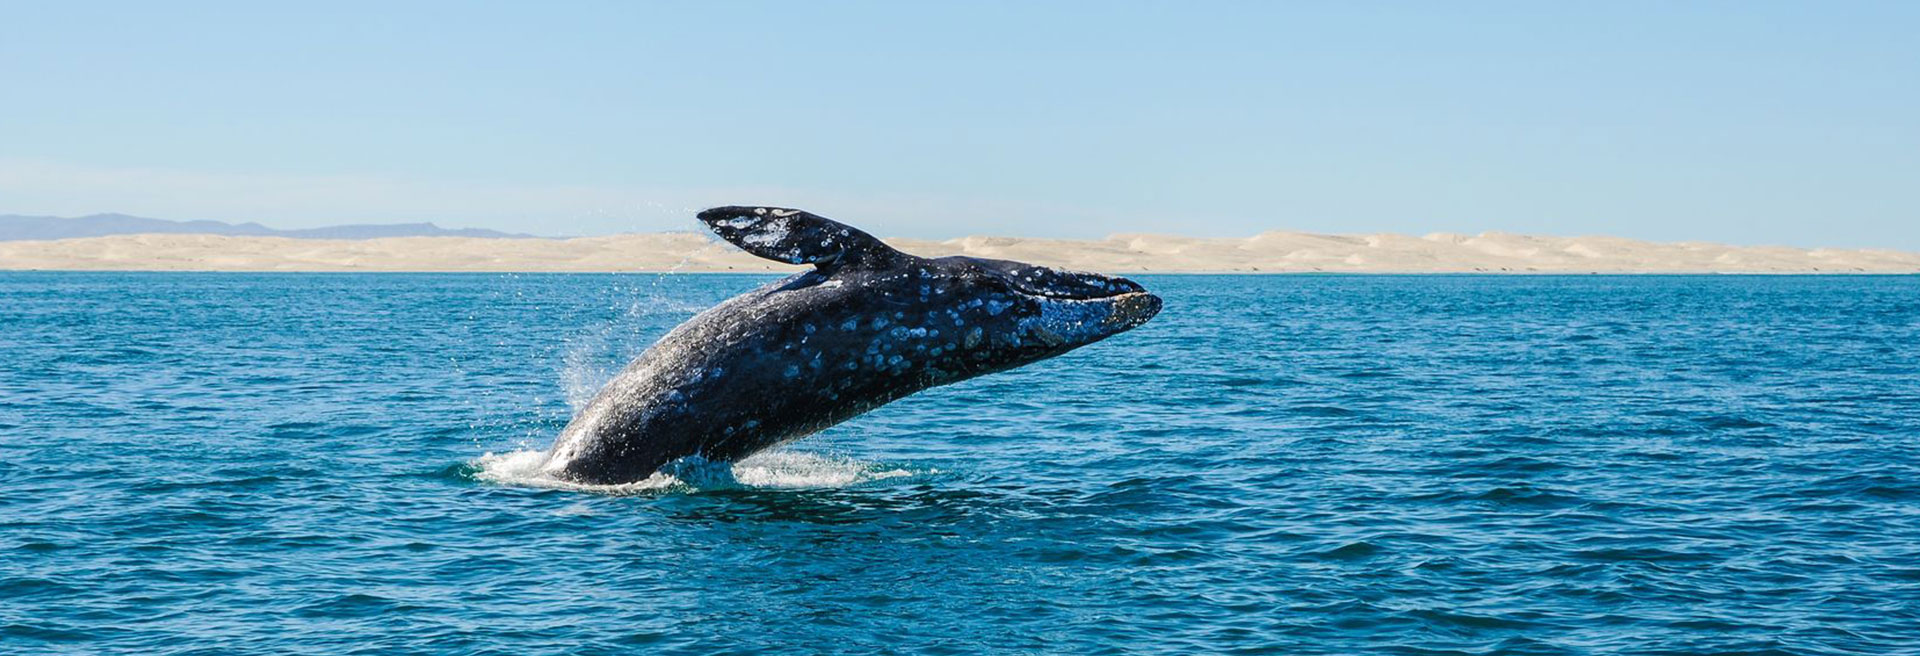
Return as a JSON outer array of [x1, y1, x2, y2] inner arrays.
[[540, 206, 1161, 484]]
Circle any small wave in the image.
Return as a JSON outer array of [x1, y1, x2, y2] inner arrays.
[[470, 449, 922, 495]]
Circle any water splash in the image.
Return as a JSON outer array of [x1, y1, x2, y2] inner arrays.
[[470, 449, 923, 495], [557, 244, 726, 410], [557, 291, 700, 411], [470, 448, 679, 494]]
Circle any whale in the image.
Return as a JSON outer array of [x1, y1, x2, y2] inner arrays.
[[540, 206, 1162, 484]]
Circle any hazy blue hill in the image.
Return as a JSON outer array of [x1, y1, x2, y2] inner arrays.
[[0, 213, 534, 240], [273, 223, 533, 239]]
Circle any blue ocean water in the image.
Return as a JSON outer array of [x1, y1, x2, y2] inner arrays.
[[2, 272, 1918, 655]]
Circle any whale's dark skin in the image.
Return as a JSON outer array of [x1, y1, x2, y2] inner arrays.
[[541, 206, 1162, 484]]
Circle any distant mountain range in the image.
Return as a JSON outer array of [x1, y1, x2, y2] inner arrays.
[[0, 213, 536, 241]]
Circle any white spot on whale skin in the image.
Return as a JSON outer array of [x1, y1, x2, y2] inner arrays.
[[769, 208, 799, 217], [741, 218, 791, 247]]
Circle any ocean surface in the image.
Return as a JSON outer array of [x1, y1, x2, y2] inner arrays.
[[3, 272, 1917, 655]]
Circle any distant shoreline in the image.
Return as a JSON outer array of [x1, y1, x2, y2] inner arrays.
[[7, 268, 1912, 276], [2, 232, 1916, 274], [3, 268, 1917, 276]]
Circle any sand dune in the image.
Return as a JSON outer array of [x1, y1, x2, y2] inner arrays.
[[1, 231, 1915, 273]]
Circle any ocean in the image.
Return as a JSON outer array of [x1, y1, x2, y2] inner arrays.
[[2, 272, 1916, 655]]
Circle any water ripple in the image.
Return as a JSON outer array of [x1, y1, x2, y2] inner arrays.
[[2, 273, 1918, 654]]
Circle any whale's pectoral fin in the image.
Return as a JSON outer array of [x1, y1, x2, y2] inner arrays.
[[697, 206, 898, 267]]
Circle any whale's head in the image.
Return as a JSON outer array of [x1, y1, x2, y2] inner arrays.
[[908, 255, 1161, 369], [697, 206, 1161, 381]]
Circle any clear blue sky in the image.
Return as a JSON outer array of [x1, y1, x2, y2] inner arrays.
[[3, 1, 1916, 248]]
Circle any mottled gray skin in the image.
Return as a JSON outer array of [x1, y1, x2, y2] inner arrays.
[[541, 206, 1161, 484]]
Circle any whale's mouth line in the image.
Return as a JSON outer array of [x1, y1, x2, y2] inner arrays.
[[1005, 275, 1148, 301], [1023, 288, 1127, 301]]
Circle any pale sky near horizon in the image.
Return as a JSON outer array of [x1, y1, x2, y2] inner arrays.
[[2, 1, 1916, 248]]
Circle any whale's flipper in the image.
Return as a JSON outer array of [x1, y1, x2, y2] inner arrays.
[[697, 206, 899, 268]]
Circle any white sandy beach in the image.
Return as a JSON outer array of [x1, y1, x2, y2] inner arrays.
[[1, 231, 1916, 274]]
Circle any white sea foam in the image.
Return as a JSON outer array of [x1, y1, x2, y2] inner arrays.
[[471, 448, 677, 494], [716, 451, 918, 489], [472, 449, 922, 495]]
